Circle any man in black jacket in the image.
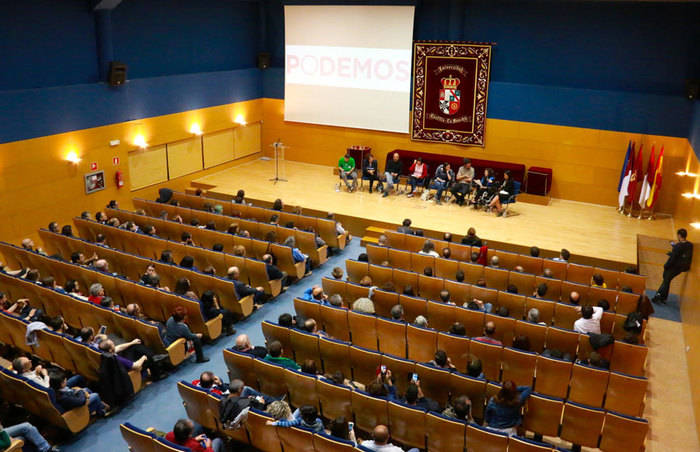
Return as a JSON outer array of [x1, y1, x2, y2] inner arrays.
[[652, 228, 693, 304], [382, 152, 403, 197]]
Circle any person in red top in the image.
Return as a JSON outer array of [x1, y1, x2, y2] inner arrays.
[[474, 321, 503, 346], [407, 157, 428, 197], [87, 282, 105, 305], [165, 419, 222, 452]]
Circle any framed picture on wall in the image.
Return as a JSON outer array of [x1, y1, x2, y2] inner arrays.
[[84, 170, 106, 194]]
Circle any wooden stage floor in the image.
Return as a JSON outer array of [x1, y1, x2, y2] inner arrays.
[[194, 159, 674, 264]]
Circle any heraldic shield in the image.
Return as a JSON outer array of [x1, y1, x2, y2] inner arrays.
[[439, 76, 461, 115]]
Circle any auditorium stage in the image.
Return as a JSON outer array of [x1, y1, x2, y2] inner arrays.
[[193, 159, 675, 265]]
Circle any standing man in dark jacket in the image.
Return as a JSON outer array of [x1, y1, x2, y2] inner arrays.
[[653, 228, 693, 304], [383, 152, 403, 197]]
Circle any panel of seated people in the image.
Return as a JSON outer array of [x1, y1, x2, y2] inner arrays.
[[220, 346, 648, 451], [72, 218, 283, 297], [130, 199, 329, 266], [0, 242, 222, 340], [379, 232, 647, 295], [158, 190, 347, 250], [38, 229, 254, 318]]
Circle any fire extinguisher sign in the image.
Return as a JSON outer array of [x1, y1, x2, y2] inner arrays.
[[113, 157, 120, 166]]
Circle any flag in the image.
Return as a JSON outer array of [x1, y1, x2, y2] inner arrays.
[[617, 141, 632, 192], [647, 146, 664, 209], [638, 145, 656, 207], [626, 144, 644, 205], [618, 141, 634, 208]]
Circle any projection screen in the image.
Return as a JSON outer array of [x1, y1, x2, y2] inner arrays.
[[284, 5, 415, 133]]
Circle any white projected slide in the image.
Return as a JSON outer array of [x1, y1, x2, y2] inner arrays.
[[284, 5, 415, 133]]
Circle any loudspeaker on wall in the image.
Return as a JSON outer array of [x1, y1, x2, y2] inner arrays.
[[257, 53, 271, 70], [109, 62, 127, 87]]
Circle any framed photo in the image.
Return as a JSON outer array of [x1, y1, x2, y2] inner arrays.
[[84, 170, 106, 194]]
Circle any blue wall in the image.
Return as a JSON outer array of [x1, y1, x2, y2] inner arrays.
[[262, 0, 699, 138], [0, 0, 263, 143], [691, 102, 700, 157], [0, 0, 698, 143]]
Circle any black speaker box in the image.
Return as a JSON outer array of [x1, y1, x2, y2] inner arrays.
[[257, 52, 271, 70], [109, 62, 127, 87], [686, 80, 699, 101]]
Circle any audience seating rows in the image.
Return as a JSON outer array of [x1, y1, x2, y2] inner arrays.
[[0, 242, 222, 339], [263, 315, 647, 418], [105, 206, 318, 275], [356, 253, 641, 316], [129, 200, 328, 267], [382, 231, 646, 294], [160, 190, 347, 250], [0, 271, 188, 368], [73, 218, 283, 297], [0, 366, 92, 434], [39, 229, 254, 318], [323, 276, 647, 358], [223, 347, 647, 451]]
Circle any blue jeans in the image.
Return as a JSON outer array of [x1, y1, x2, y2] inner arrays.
[[409, 176, 425, 193], [66, 376, 104, 416], [384, 172, 396, 192], [4, 422, 51, 452], [431, 180, 447, 200]]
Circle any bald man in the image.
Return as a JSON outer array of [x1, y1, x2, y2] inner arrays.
[[361, 424, 408, 452], [227, 266, 266, 305], [21, 238, 46, 255], [301, 285, 326, 303], [474, 321, 503, 346], [12, 357, 49, 387], [568, 291, 581, 305], [232, 334, 267, 358]]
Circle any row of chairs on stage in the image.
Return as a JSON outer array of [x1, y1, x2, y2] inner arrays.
[[0, 242, 223, 339], [222, 348, 647, 451], [259, 319, 647, 416], [158, 190, 348, 250], [381, 232, 646, 294], [349, 257, 642, 316], [73, 218, 285, 297], [321, 276, 647, 349], [40, 230, 255, 317]]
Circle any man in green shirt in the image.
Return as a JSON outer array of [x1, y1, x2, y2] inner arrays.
[[263, 340, 301, 370], [337, 153, 358, 192]]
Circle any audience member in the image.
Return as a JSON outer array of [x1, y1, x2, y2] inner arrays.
[[512, 335, 531, 351], [467, 359, 484, 379], [530, 246, 540, 257], [484, 381, 532, 435], [331, 267, 344, 280], [233, 334, 267, 358], [200, 290, 236, 336], [0, 421, 59, 452], [165, 419, 222, 452], [573, 305, 603, 334], [267, 405, 324, 432], [403, 380, 440, 411], [419, 240, 439, 257], [428, 349, 456, 371], [397, 218, 414, 234], [474, 321, 502, 345], [264, 341, 300, 370], [361, 424, 413, 452], [449, 322, 466, 336], [165, 306, 208, 363], [442, 395, 473, 423], [390, 304, 405, 322], [461, 227, 482, 246], [414, 315, 429, 328], [352, 297, 375, 314], [49, 370, 108, 417]]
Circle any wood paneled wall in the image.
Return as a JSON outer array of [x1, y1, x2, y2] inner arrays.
[[260, 98, 689, 212], [0, 99, 263, 246]]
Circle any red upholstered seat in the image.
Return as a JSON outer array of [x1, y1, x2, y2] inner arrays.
[[385, 150, 526, 183]]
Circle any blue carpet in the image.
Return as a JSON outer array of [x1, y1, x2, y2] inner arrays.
[[60, 239, 363, 452], [645, 289, 681, 323]]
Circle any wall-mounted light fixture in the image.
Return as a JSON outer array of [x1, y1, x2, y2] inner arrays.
[[234, 114, 247, 126], [189, 123, 203, 135], [133, 134, 148, 148], [676, 171, 698, 177], [66, 150, 81, 164]]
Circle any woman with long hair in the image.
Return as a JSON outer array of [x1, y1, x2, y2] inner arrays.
[[484, 380, 532, 435]]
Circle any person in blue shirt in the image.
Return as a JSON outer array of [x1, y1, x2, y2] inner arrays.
[[484, 380, 532, 435], [301, 285, 326, 303], [283, 236, 312, 276]]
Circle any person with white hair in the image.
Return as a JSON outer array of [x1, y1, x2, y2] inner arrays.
[[352, 297, 375, 315]]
